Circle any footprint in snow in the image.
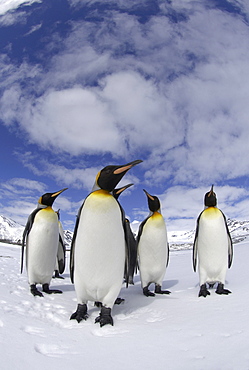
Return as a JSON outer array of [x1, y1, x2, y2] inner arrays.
[[22, 326, 46, 337], [35, 343, 78, 357]]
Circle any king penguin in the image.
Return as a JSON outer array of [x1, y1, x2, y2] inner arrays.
[[193, 185, 233, 297], [54, 209, 66, 279], [137, 189, 170, 297], [70, 160, 142, 327], [21, 188, 68, 297], [113, 184, 137, 286]]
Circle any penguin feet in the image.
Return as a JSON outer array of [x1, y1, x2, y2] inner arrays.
[[114, 297, 125, 305], [70, 304, 88, 323], [42, 283, 62, 295], [155, 284, 171, 295], [53, 271, 64, 279], [30, 284, 43, 297], [143, 286, 155, 297], [128, 276, 134, 285], [215, 283, 232, 295], [95, 306, 114, 327], [198, 284, 211, 298]]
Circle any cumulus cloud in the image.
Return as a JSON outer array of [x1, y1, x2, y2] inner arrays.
[[1, 0, 249, 229]]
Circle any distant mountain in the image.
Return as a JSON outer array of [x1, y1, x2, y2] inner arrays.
[[0, 215, 248, 250], [168, 218, 249, 250], [0, 215, 73, 248]]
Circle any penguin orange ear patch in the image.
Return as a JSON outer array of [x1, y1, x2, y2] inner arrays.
[[114, 164, 132, 174]]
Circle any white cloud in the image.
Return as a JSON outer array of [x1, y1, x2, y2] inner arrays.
[[1, 0, 249, 199], [0, 0, 41, 16]]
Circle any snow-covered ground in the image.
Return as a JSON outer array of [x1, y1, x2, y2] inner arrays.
[[0, 241, 248, 370]]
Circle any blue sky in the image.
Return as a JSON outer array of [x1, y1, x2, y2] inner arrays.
[[1, 0, 249, 232]]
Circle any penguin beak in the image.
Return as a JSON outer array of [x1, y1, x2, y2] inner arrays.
[[114, 183, 134, 195], [113, 160, 143, 175], [208, 185, 214, 197], [51, 188, 68, 198], [143, 189, 154, 201]]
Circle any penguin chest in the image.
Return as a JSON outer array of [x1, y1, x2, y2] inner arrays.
[[27, 208, 59, 281], [138, 213, 167, 275], [74, 192, 125, 296], [197, 208, 228, 271]]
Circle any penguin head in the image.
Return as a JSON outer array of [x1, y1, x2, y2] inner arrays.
[[204, 185, 217, 207], [94, 160, 142, 192], [38, 188, 68, 207], [112, 183, 134, 200], [143, 189, 161, 213]]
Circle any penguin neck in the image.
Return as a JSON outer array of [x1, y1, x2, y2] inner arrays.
[[149, 210, 161, 217], [204, 205, 217, 210], [37, 203, 52, 210]]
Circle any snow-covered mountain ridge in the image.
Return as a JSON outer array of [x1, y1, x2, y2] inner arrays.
[[0, 215, 248, 250], [0, 215, 74, 247]]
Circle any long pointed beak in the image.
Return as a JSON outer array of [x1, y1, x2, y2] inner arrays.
[[51, 188, 68, 198], [208, 185, 214, 197], [143, 189, 154, 201], [114, 159, 143, 175], [114, 183, 134, 196]]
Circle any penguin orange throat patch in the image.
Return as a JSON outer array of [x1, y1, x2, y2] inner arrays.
[[203, 207, 221, 218], [151, 211, 162, 219], [93, 189, 112, 197]]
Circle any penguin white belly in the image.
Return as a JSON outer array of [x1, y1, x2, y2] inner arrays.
[[138, 213, 167, 287], [74, 191, 125, 308], [197, 208, 228, 285], [26, 208, 59, 285]]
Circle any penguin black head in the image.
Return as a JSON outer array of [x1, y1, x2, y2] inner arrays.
[[38, 188, 68, 207], [112, 183, 134, 200], [204, 185, 217, 207], [95, 160, 142, 192], [143, 189, 161, 213]]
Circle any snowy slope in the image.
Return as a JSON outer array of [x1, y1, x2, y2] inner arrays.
[[0, 215, 73, 248], [1, 214, 249, 250], [0, 241, 249, 370]]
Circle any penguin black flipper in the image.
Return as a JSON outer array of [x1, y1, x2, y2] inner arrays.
[[192, 211, 203, 272], [136, 216, 150, 246], [221, 210, 233, 268], [21, 208, 42, 273], [114, 200, 129, 287], [123, 218, 137, 285], [112, 184, 135, 287], [58, 234, 66, 274], [70, 201, 85, 283], [166, 242, 170, 267]]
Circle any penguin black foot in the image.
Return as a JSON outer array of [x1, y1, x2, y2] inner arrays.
[[114, 297, 125, 305], [42, 283, 62, 294], [95, 306, 113, 327], [155, 285, 171, 295], [215, 283, 232, 295], [53, 271, 64, 279], [70, 304, 88, 323], [128, 276, 134, 285], [30, 284, 43, 297], [198, 284, 211, 298], [143, 286, 155, 297]]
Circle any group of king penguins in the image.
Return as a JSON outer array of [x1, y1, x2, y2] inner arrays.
[[21, 160, 233, 327]]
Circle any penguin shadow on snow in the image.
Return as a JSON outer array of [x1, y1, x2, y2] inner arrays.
[[114, 278, 179, 316]]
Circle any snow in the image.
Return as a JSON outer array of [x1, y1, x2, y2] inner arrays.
[[0, 241, 249, 370]]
